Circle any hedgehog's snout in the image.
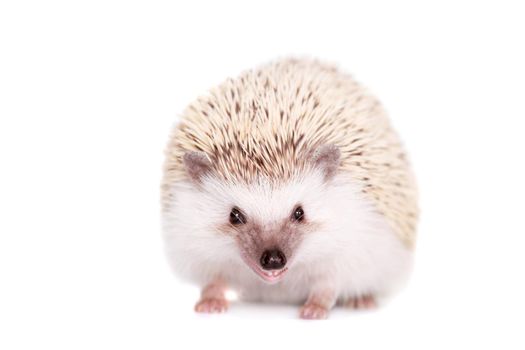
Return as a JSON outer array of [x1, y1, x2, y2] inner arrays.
[[260, 248, 287, 270]]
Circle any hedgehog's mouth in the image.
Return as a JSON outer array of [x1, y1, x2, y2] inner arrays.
[[240, 254, 288, 284]]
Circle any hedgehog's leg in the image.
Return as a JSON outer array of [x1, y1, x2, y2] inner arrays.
[[299, 287, 336, 320], [194, 279, 229, 313], [344, 294, 377, 309]]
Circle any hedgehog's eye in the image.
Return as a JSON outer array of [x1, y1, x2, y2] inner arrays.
[[292, 206, 305, 222], [229, 207, 246, 225]]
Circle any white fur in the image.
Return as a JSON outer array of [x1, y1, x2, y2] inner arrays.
[[163, 172, 412, 305]]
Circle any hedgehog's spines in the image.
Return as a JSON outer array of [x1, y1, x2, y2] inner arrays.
[[162, 58, 418, 247]]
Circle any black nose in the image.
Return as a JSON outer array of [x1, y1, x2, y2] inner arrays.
[[260, 249, 287, 270]]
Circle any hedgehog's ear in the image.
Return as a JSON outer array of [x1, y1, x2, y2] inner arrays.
[[312, 144, 341, 181], [183, 151, 212, 184]]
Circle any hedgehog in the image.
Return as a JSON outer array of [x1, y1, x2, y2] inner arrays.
[[161, 58, 418, 319]]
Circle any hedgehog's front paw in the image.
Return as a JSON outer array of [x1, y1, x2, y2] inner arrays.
[[194, 297, 228, 313], [299, 302, 329, 320]]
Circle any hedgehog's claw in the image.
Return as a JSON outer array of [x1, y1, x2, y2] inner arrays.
[[194, 297, 229, 313], [299, 302, 329, 320]]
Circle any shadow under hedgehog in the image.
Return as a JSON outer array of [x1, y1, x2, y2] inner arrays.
[[161, 58, 418, 319]]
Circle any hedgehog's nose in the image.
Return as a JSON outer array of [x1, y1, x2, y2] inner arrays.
[[260, 248, 287, 270]]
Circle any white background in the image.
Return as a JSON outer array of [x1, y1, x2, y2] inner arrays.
[[1, 1, 524, 349]]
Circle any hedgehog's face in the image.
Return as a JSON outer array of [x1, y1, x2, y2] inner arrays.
[[180, 145, 341, 284], [213, 182, 326, 284]]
